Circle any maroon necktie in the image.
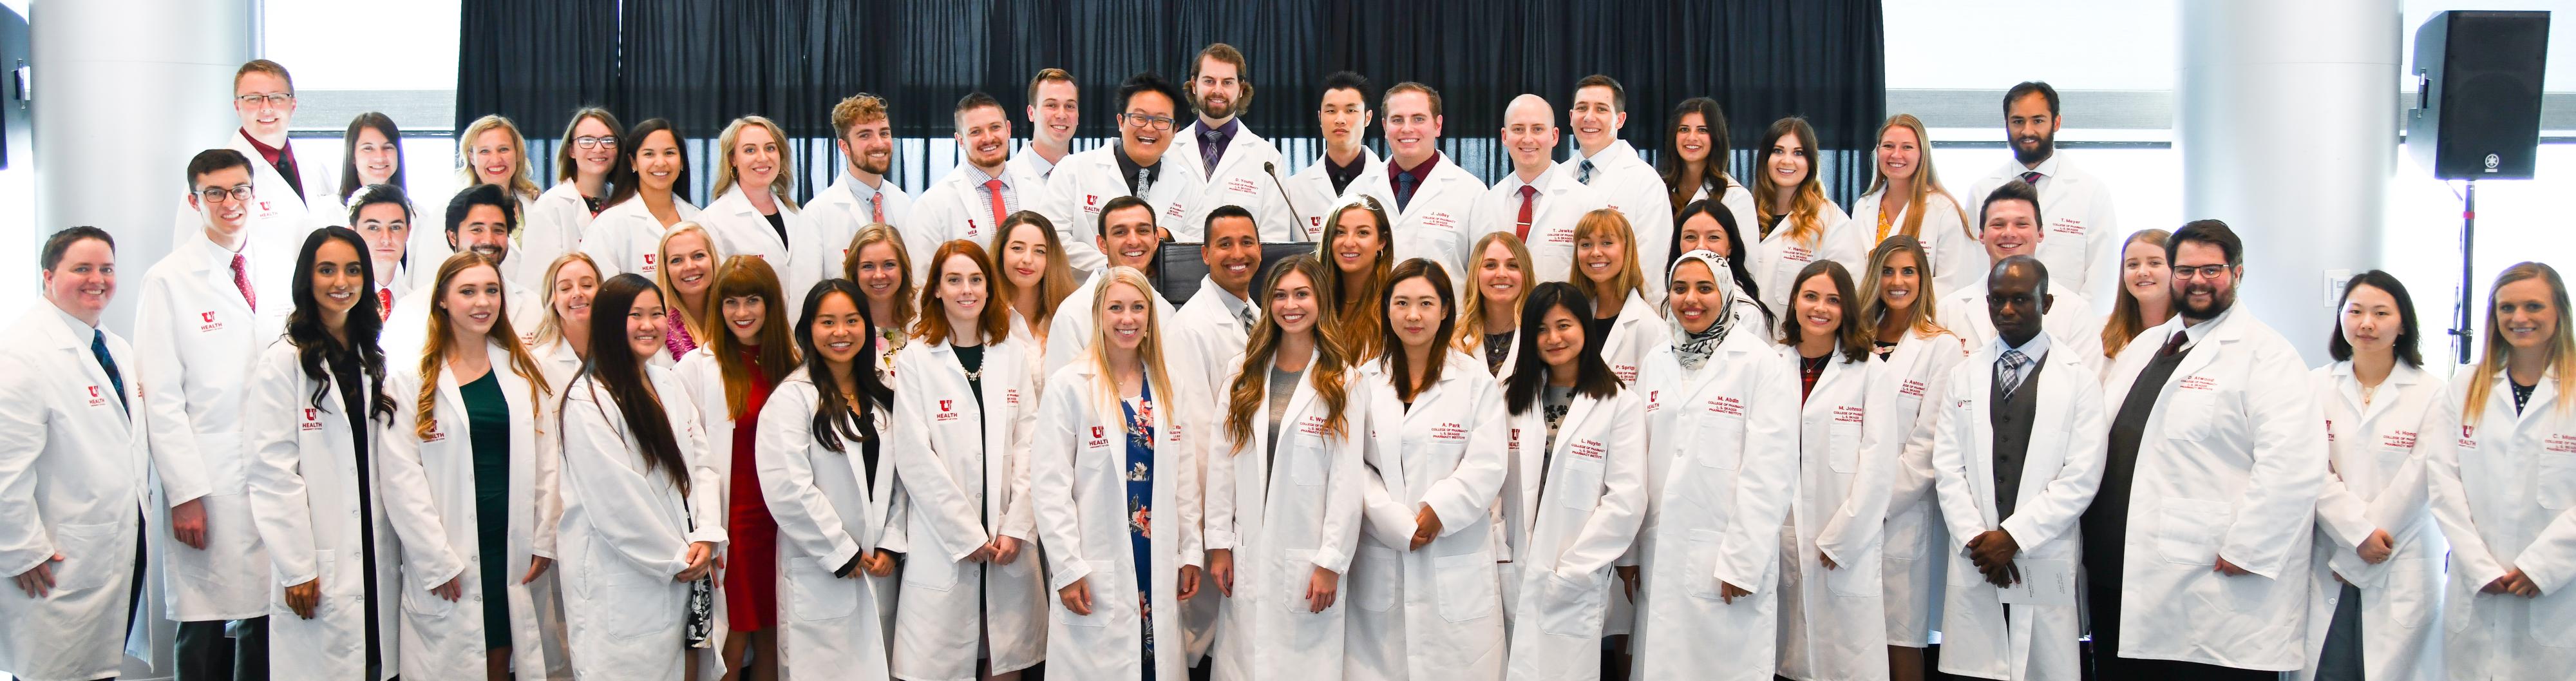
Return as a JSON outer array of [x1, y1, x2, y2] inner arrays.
[[231, 253, 257, 311], [2020, 171, 2043, 186]]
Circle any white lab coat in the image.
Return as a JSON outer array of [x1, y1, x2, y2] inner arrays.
[[1777, 347, 1893, 681], [408, 193, 542, 293], [1499, 388, 1647, 681], [2292, 361, 2447, 681], [753, 368, 905, 680], [1937, 278, 2106, 377], [242, 340, 403, 680], [1462, 164, 1610, 290], [0, 307, 151, 681], [381, 274, 545, 364], [902, 163, 1037, 287], [554, 367, 728, 681], [1341, 353, 1511, 681], [1629, 329, 1800, 681], [2096, 311, 2327, 670], [1168, 121, 1300, 244], [807, 173, 914, 283], [887, 336, 1050, 680], [377, 349, 569, 680], [1687, 175, 1762, 249], [1962, 157, 2119, 310], [168, 131, 334, 300], [1929, 340, 2107, 681], [521, 182, 602, 293], [1029, 363, 1205, 681], [1034, 146, 1213, 273], [1282, 149, 1392, 242], [580, 196, 705, 282], [1043, 271, 1180, 378], [531, 338, 585, 395], [700, 186, 828, 305], [1165, 281, 1256, 662], [1560, 142, 1675, 300], [2423, 367, 2576, 680], [1844, 190, 1982, 303], [1591, 291, 1663, 386], [1870, 330, 1967, 646], [669, 346, 761, 657], [1747, 202, 1867, 316], [1204, 360, 1365, 681], [133, 236, 279, 620], [1347, 153, 1486, 280]]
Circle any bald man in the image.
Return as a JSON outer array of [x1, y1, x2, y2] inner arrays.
[[1463, 94, 1610, 289]]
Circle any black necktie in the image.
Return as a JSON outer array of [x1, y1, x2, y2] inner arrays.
[[91, 330, 128, 413], [1395, 172, 1419, 211]]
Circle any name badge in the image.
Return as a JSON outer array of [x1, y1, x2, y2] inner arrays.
[[1569, 439, 1605, 461], [1707, 396, 1743, 416], [1833, 405, 1864, 424], [2380, 430, 2416, 450], [2178, 375, 2219, 392], [1432, 422, 1468, 442], [1899, 379, 1927, 399]]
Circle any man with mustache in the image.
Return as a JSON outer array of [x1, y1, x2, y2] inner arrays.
[[1963, 82, 2120, 313], [810, 93, 914, 282], [2087, 220, 2325, 680], [1937, 180, 2106, 376], [1037, 72, 1211, 274], [383, 185, 544, 360], [1161, 204, 1266, 671], [1467, 93, 1609, 289], [907, 91, 1050, 287], [1561, 75, 1676, 299], [1283, 72, 1395, 242], [1166, 43, 1296, 244]]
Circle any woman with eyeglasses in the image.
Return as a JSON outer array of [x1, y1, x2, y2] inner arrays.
[[522, 108, 625, 293]]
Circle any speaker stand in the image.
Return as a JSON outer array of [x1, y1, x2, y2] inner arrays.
[[2450, 179, 2477, 365]]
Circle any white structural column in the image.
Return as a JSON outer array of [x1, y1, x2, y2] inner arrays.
[[2177, 0, 2401, 365], [33, 0, 252, 338]]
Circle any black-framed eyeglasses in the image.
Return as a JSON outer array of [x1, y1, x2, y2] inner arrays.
[[1120, 112, 1176, 131], [2172, 264, 2233, 280], [234, 93, 295, 108], [573, 136, 618, 149], [198, 185, 256, 203]]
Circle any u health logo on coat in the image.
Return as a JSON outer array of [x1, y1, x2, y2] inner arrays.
[[85, 385, 105, 408], [198, 311, 224, 332], [936, 399, 960, 422], [301, 408, 322, 432]]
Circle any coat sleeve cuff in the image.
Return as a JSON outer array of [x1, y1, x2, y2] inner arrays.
[[1205, 530, 1237, 552], [1311, 546, 1350, 575], [1050, 562, 1092, 592]]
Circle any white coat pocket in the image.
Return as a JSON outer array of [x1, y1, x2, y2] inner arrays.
[[1283, 548, 1326, 614], [1828, 421, 1862, 474], [1699, 416, 1745, 470], [1352, 546, 1399, 613], [2383, 559, 2436, 629], [2532, 588, 2576, 647], [1536, 569, 1609, 638], [2154, 497, 2230, 566], [1291, 434, 1328, 486], [1686, 529, 1728, 600], [587, 539, 676, 640], [1558, 456, 1605, 510], [1434, 550, 1498, 622], [399, 567, 456, 617], [788, 559, 858, 621], [1061, 559, 1119, 628], [2539, 453, 2576, 510], [44, 521, 122, 592], [903, 552, 961, 591]]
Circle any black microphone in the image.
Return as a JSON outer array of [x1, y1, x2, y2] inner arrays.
[[1264, 161, 1310, 242]]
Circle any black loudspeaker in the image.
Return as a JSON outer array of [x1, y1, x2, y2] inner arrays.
[[2409, 10, 2551, 180]]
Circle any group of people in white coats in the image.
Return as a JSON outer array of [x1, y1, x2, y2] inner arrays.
[[10, 48, 2576, 681]]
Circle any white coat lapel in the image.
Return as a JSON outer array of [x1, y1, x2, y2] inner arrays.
[[1964, 346, 2000, 524]]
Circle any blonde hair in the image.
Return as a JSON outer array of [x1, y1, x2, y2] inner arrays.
[[712, 115, 799, 209], [457, 115, 542, 201], [1568, 209, 1648, 307], [532, 252, 601, 349], [1456, 231, 1537, 357], [412, 253, 552, 441], [652, 222, 721, 342], [1753, 116, 1828, 247], [843, 223, 919, 329], [1316, 197, 1394, 360], [2101, 229, 2173, 358], [2464, 262, 2575, 424], [1862, 114, 1970, 244], [1859, 235, 1948, 340], [1083, 267, 1178, 425]]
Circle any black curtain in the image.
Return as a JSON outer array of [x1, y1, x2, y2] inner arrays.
[[457, 0, 1883, 205]]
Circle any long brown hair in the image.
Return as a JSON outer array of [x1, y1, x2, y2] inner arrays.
[[1225, 254, 1352, 452], [553, 107, 625, 183], [413, 252, 553, 440], [913, 240, 1014, 346], [1861, 114, 1971, 244], [2101, 229, 2173, 359], [1660, 97, 1731, 215], [987, 211, 1081, 332], [1752, 116, 1830, 247], [1455, 231, 1535, 356], [1381, 258, 1459, 402], [1859, 236, 1947, 340], [1317, 197, 1394, 360], [2464, 262, 2575, 424], [704, 256, 797, 421], [1780, 260, 1871, 363]]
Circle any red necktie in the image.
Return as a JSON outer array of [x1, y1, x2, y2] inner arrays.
[[378, 287, 393, 318], [984, 179, 1008, 231], [2020, 171, 2043, 186], [870, 192, 886, 224], [1515, 185, 1538, 242], [231, 253, 256, 311]]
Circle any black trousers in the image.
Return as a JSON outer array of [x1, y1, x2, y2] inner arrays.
[[2083, 586, 2278, 681], [175, 617, 269, 681]]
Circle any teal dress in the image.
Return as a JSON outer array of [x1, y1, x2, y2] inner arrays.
[[459, 370, 514, 650], [1120, 380, 1157, 681]]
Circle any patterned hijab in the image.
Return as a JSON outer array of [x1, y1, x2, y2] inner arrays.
[[1667, 249, 1738, 369]]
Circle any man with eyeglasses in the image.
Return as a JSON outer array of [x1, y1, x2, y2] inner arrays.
[[1962, 81, 2120, 312], [1165, 43, 1296, 244], [135, 149, 281, 681], [2087, 220, 2324, 680], [1036, 72, 1210, 274], [1349, 82, 1486, 274], [169, 60, 333, 280], [1937, 180, 2105, 374], [1283, 72, 1394, 242]]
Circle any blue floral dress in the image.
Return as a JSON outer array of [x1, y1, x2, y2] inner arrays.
[[1120, 379, 1157, 680]]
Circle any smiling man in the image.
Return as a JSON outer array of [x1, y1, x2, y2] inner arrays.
[[1356, 81, 1486, 277], [1467, 94, 1608, 289], [171, 60, 336, 295], [1036, 72, 1213, 274], [381, 185, 544, 360], [1014, 68, 1081, 181], [1938, 180, 2104, 374], [1043, 195, 1182, 376], [1964, 81, 2120, 311], [1166, 44, 1296, 245], [1283, 72, 1395, 242], [812, 93, 914, 280], [905, 92, 1032, 285], [1560, 75, 1676, 299]]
